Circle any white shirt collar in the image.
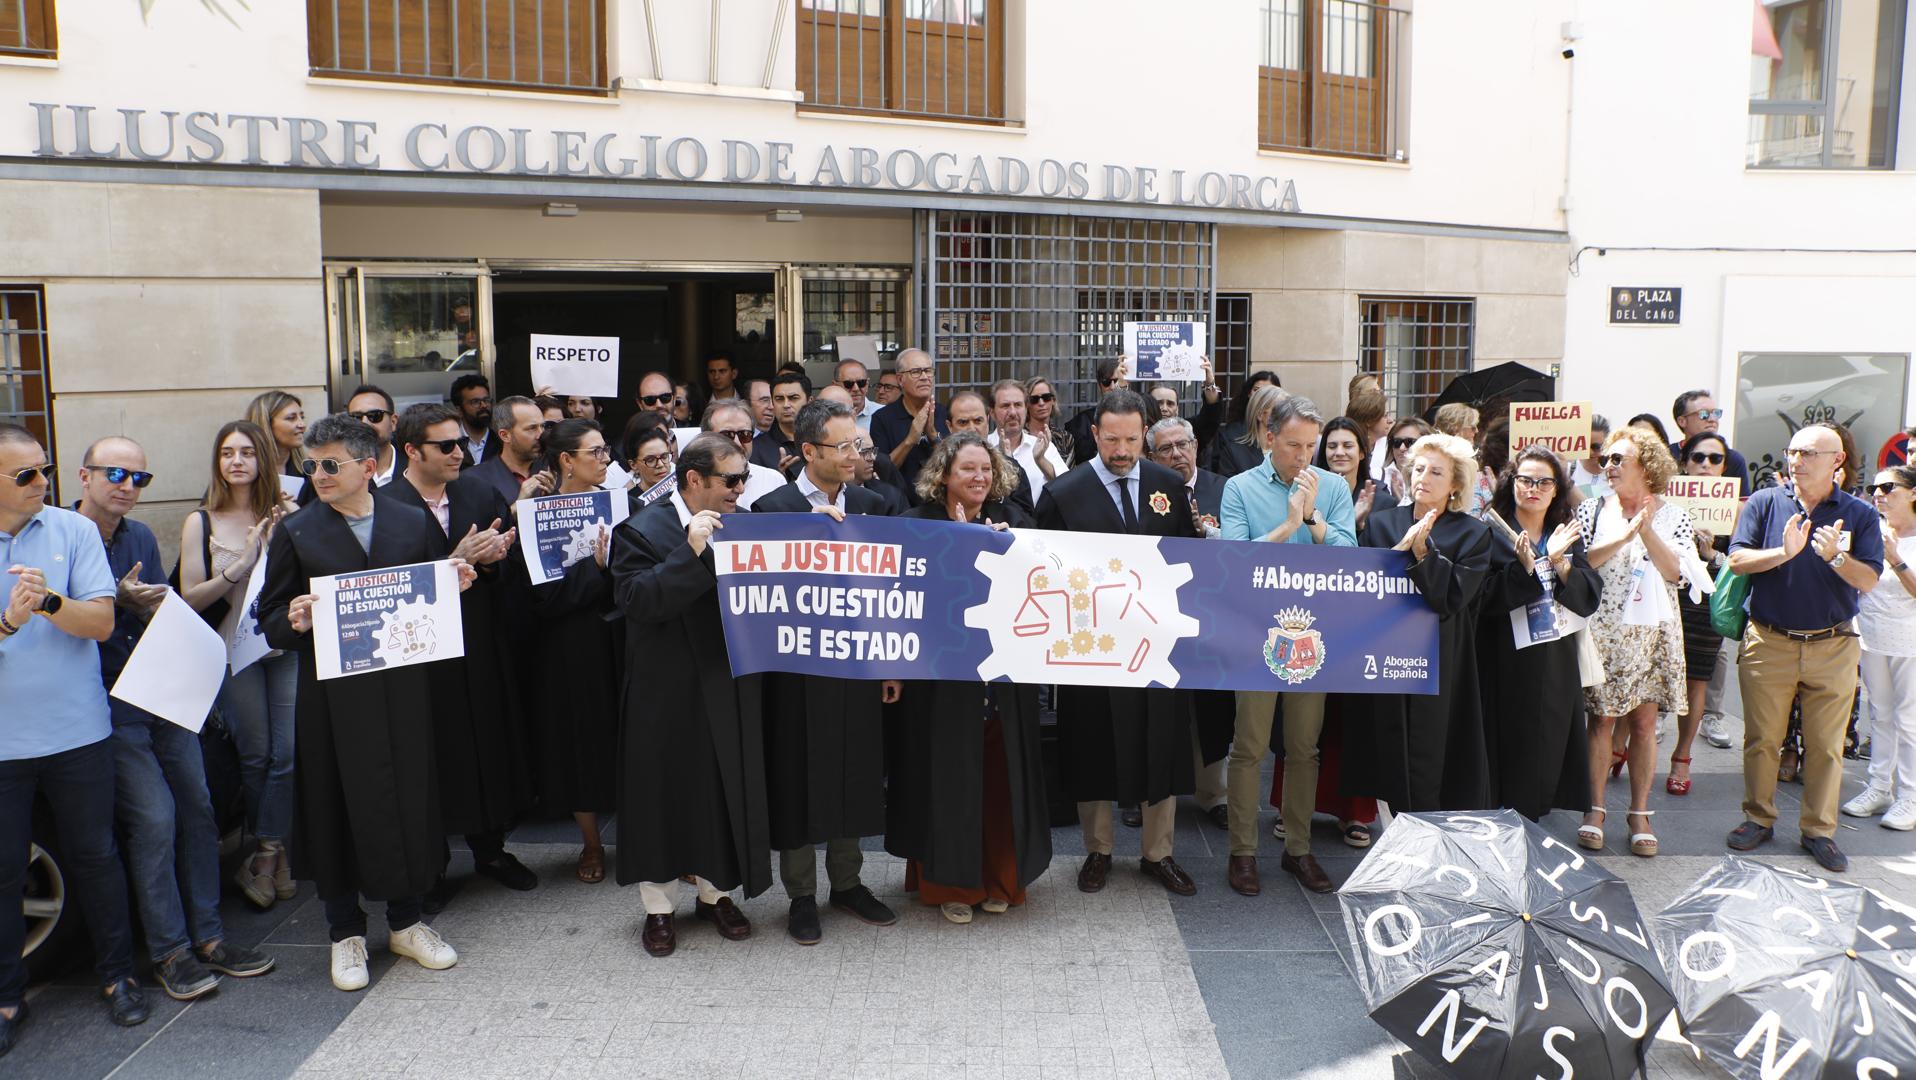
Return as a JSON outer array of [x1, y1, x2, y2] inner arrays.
[[668, 490, 695, 528], [796, 469, 845, 510]]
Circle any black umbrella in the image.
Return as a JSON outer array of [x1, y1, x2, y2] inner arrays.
[[1650, 855, 1916, 1079], [1338, 810, 1675, 1079], [1428, 361, 1556, 418]]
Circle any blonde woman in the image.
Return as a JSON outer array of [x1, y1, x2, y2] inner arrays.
[[1575, 426, 1693, 857], [1432, 403, 1480, 444], [245, 391, 308, 481], [1345, 433, 1494, 812]]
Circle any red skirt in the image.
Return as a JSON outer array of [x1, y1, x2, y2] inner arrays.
[[904, 710, 1027, 907], [1269, 706, 1378, 825]]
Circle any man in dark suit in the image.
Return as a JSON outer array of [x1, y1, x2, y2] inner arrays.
[[869, 348, 948, 488], [1064, 357, 1129, 465], [380, 404, 538, 907], [750, 370, 809, 478], [609, 434, 767, 957], [450, 374, 503, 471], [750, 399, 900, 944], [258, 414, 475, 992], [1035, 390, 1200, 897], [467, 396, 549, 508], [346, 384, 406, 489]]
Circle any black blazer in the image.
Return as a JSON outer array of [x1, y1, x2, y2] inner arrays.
[[1192, 467, 1226, 520], [750, 480, 894, 517], [379, 471, 515, 556], [1035, 458, 1200, 539], [458, 429, 505, 471], [465, 456, 523, 510], [749, 429, 801, 477]]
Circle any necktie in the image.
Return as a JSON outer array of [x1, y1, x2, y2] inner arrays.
[[1117, 476, 1139, 533]]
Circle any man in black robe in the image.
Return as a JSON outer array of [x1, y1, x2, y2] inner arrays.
[[751, 399, 900, 943], [259, 414, 475, 992], [610, 434, 768, 957], [1035, 390, 1200, 897], [380, 404, 538, 904]]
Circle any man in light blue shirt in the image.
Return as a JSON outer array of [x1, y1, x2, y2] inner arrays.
[[0, 423, 149, 1051], [1217, 394, 1357, 898]]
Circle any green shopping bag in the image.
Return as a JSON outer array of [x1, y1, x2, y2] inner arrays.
[[1710, 562, 1750, 640]]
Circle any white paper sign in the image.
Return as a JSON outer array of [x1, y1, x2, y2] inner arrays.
[[110, 592, 227, 733], [529, 333, 621, 398], [280, 473, 306, 501], [514, 489, 631, 586], [1121, 322, 1208, 381], [311, 560, 465, 681], [602, 460, 633, 492], [218, 554, 273, 675], [674, 427, 702, 454], [836, 334, 883, 368]]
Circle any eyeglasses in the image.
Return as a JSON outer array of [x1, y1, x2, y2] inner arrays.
[[92, 466, 155, 488], [1785, 447, 1838, 459], [1598, 452, 1630, 469], [301, 456, 369, 477], [715, 470, 750, 489], [639, 393, 674, 407], [898, 367, 934, 379], [1868, 482, 1909, 496], [1029, 392, 1056, 404], [567, 445, 613, 461], [713, 428, 755, 447], [638, 452, 673, 471], [1687, 451, 1726, 465], [347, 409, 390, 424], [1153, 439, 1194, 455], [1685, 407, 1725, 421], [1513, 475, 1557, 491], [841, 379, 869, 390], [418, 438, 463, 456], [1390, 437, 1419, 450], [7, 463, 54, 487], [810, 439, 861, 455], [462, 396, 492, 409], [855, 444, 876, 459]]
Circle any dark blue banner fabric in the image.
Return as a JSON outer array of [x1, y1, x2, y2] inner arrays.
[[712, 514, 1439, 695]]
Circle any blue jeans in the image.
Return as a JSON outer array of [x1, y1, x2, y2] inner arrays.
[[111, 718, 224, 962], [220, 650, 298, 842], [0, 737, 135, 1006]]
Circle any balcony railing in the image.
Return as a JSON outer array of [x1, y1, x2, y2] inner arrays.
[[0, 0, 57, 58], [798, 0, 1006, 123], [1259, 0, 1407, 161], [306, 0, 608, 95]]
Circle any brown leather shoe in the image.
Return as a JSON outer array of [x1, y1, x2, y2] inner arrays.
[[1140, 856, 1197, 896], [641, 914, 676, 957], [1077, 852, 1112, 893], [1227, 855, 1261, 896], [695, 897, 752, 941], [1281, 852, 1335, 894]]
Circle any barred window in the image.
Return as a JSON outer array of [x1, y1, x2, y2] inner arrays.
[[801, 271, 908, 371], [307, 0, 607, 94], [0, 0, 55, 58], [1212, 293, 1254, 405], [0, 286, 54, 494], [799, 0, 1006, 123], [1359, 297, 1475, 420], [1259, 0, 1408, 160]]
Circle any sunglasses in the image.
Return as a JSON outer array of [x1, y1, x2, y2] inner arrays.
[[713, 428, 755, 446], [418, 438, 463, 456], [8, 463, 55, 487], [1098, 378, 1119, 388], [1390, 437, 1419, 450], [1599, 452, 1630, 469], [1687, 451, 1725, 465], [541, 420, 559, 432], [347, 409, 390, 424], [841, 379, 869, 390], [1686, 408, 1724, 421], [715, 470, 750, 489], [639, 393, 674, 407], [1029, 392, 1056, 404], [301, 456, 369, 477], [92, 466, 155, 488], [1868, 482, 1910, 497]]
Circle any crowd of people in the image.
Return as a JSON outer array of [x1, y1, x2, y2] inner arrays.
[[1, 353, 1911, 1060]]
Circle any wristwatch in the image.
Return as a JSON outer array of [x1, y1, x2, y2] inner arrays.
[[1892, 561, 1908, 573], [1829, 552, 1848, 570], [38, 592, 62, 615]]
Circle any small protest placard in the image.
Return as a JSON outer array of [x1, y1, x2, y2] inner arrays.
[[514, 488, 630, 586], [529, 333, 621, 398], [218, 554, 272, 675], [1665, 476, 1742, 534], [111, 592, 227, 732], [1509, 401, 1594, 457], [310, 560, 464, 681], [1121, 322, 1207, 382]]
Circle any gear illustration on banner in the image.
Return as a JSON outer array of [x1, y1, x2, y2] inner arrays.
[[372, 597, 439, 665], [966, 532, 1196, 687]]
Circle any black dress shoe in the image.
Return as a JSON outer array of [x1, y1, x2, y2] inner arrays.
[[829, 884, 898, 926], [1727, 821, 1774, 852], [1140, 857, 1198, 896], [0, 1000, 27, 1058], [1206, 805, 1230, 831], [788, 897, 822, 944], [421, 873, 458, 915], [103, 978, 149, 1027], [641, 914, 676, 957], [695, 897, 752, 941], [1120, 804, 1143, 828], [1077, 852, 1112, 893], [1802, 835, 1849, 873], [475, 852, 539, 892], [1281, 852, 1335, 894]]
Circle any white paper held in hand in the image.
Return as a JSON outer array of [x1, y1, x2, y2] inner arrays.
[[110, 591, 227, 733], [529, 333, 621, 397], [218, 554, 273, 675]]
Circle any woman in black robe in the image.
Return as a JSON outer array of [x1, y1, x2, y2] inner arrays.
[[1475, 446, 1601, 820], [1344, 432, 1494, 812], [526, 420, 623, 884], [889, 433, 1052, 924]]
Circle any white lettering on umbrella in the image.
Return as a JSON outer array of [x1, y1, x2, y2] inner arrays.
[[1531, 963, 1551, 1011], [1858, 1056, 1899, 1079], [1467, 950, 1510, 997], [1783, 970, 1834, 1013], [1538, 1025, 1576, 1080], [1568, 901, 1609, 932], [1534, 836, 1585, 892], [1414, 989, 1489, 1063], [1853, 993, 1875, 1037], [1603, 976, 1650, 1039], [1435, 864, 1478, 898], [1678, 931, 1737, 982], [1363, 905, 1422, 957], [1773, 906, 1822, 938], [1731, 1011, 1812, 1079], [1560, 939, 1603, 985], [1614, 920, 1648, 949]]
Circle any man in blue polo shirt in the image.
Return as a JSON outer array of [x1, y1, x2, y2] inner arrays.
[[0, 423, 147, 1057], [76, 436, 275, 1004], [1727, 423, 1884, 873], [1219, 393, 1357, 898]]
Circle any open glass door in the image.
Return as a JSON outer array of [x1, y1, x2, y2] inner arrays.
[[326, 264, 490, 412]]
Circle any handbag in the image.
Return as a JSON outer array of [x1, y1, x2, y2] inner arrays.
[[1710, 562, 1750, 641], [1576, 628, 1605, 688]]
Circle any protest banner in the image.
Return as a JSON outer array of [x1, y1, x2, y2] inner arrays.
[[529, 333, 620, 398], [110, 592, 227, 732], [310, 560, 464, 681], [515, 488, 630, 586], [1121, 321, 1208, 381], [1509, 401, 1594, 456], [1665, 476, 1743, 534], [711, 514, 1439, 694], [217, 553, 272, 675]]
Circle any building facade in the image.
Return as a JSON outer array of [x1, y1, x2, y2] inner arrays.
[[1, 0, 1575, 553]]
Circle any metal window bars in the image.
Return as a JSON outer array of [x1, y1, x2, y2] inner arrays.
[[306, 0, 607, 94], [915, 211, 1215, 420], [1211, 293, 1253, 406], [0, 288, 54, 491], [798, 0, 1005, 122], [801, 273, 908, 369], [1358, 297, 1475, 421], [1259, 0, 1407, 160], [0, 0, 56, 57]]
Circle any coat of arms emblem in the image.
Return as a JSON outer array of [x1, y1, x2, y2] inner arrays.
[[1263, 605, 1325, 684]]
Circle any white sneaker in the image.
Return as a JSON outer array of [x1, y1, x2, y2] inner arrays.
[[388, 922, 458, 970], [330, 936, 369, 992], [1702, 716, 1734, 749], [1843, 785, 1895, 818], [1882, 799, 1916, 832], [1270, 815, 1285, 841]]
